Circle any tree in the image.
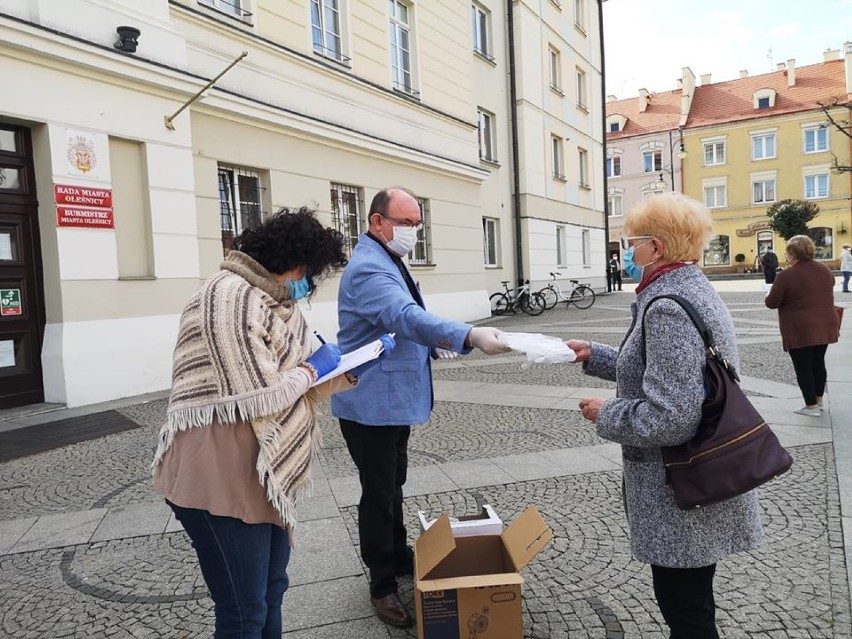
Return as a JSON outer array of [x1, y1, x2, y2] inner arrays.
[[817, 97, 851, 174], [766, 199, 819, 240]]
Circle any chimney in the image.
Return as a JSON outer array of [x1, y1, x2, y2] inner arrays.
[[739, 69, 748, 78], [638, 88, 650, 112], [681, 67, 696, 118], [606, 94, 618, 102], [845, 42, 852, 94], [824, 48, 840, 62], [775, 62, 786, 71], [786, 59, 796, 86], [700, 73, 711, 85]]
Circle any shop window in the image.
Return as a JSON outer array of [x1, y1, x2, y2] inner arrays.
[[703, 234, 730, 266]]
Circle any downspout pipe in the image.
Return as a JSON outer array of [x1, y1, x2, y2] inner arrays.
[[507, 0, 524, 285], [599, 0, 610, 258]]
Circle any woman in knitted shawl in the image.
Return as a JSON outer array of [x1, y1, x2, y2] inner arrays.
[[153, 208, 392, 638]]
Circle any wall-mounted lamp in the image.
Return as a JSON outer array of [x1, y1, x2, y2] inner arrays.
[[656, 172, 667, 190], [114, 26, 141, 53]]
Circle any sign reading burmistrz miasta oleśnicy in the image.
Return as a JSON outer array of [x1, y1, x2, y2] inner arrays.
[[54, 184, 114, 229]]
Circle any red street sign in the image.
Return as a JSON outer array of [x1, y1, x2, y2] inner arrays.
[[56, 206, 115, 229], [54, 184, 113, 208]]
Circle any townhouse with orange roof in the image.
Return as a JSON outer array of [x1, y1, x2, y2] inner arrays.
[[606, 45, 852, 273]]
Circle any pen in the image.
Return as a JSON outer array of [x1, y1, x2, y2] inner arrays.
[[314, 331, 326, 345]]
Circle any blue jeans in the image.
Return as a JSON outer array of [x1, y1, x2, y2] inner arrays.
[[167, 501, 291, 639], [843, 271, 850, 292]]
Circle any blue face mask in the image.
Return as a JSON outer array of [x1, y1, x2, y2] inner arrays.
[[286, 274, 311, 301], [622, 241, 656, 281]]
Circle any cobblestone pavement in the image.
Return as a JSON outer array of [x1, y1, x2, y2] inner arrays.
[[1, 288, 851, 638]]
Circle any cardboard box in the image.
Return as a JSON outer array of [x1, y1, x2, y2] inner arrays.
[[416, 504, 503, 537], [414, 505, 553, 639]]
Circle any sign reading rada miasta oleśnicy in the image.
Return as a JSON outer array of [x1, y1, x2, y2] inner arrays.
[[54, 184, 114, 229]]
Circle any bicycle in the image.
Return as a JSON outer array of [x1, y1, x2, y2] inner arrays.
[[489, 280, 546, 316], [537, 272, 596, 310]]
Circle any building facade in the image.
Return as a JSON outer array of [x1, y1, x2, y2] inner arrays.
[[0, 0, 605, 408]]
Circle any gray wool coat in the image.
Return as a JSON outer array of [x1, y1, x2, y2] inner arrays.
[[585, 265, 763, 568]]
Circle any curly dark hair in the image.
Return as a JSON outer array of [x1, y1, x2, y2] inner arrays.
[[232, 207, 347, 295]]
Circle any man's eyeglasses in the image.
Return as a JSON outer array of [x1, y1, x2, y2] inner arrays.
[[621, 235, 654, 250], [380, 214, 422, 232]]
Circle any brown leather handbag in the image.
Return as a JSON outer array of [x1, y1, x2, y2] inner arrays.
[[642, 295, 793, 510]]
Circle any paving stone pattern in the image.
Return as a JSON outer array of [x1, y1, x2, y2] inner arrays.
[[0, 291, 848, 638]]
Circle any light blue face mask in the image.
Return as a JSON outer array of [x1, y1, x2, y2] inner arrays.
[[287, 274, 311, 301], [622, 241, 655, 281]]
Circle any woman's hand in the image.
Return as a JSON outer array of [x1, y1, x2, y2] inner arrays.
[[578, 397, 604, 423], [566, 339, 591, 363]]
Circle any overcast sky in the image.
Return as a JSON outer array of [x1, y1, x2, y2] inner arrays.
[[603, 0, 852, 99]]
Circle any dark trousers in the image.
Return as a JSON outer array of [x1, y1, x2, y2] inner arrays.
[[339, 419, 411, 598], [651, 564, 719, 639], [168, 501, 291, 639], [789, 344, 829, 405], [764, 267, 777, 284], [611, 270, 622, 290]]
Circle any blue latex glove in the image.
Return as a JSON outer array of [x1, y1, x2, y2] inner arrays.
[[304, 343, 341, 379], [350, 334, 396, 378]]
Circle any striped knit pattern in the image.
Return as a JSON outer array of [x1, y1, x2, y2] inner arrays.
[[152, 251, 320, 527]]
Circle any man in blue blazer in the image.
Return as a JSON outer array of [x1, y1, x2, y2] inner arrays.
[[331, 187, 508, 628]]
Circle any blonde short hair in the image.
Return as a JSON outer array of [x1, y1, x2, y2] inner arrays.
[[621, 193, 713, 261], [786, 235, 815, 261]]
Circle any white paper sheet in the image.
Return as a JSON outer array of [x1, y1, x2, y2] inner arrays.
[[310, 338, 385, 387], [0, 340, 14, 368], [0, 233, 12, 261]]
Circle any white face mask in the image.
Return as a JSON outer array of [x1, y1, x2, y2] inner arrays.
[[386, 225, 418, 256]]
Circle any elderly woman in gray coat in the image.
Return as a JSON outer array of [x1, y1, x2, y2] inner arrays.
[[569, 193, 763, 639]]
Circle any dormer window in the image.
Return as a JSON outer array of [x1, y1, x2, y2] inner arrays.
[[610, 122, 620, 132], [753, 88, 776, 110], [606, 113, 627, 134]]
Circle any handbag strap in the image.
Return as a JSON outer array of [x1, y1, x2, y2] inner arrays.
[[640, 294, 739, 381]]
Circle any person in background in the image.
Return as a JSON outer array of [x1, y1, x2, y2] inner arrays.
[[765, 234, 839, 416], [761, 248, 779, 284], [841, 243, 852, 293], [568, 193, 763, 639], [153, 208, 393, 638], [332, 187, 510, 628], [609, 252, 623, 291]]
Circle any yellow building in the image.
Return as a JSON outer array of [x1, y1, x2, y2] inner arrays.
[[681, 51, 852, 272]]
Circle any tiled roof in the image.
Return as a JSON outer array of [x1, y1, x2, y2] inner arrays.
[[687, 59, 847, 128], [606, 90, 682, 140]]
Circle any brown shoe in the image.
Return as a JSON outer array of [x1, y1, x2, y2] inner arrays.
[[371, 593, 414, 628]]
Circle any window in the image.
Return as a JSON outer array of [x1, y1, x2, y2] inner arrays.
[[606, 156, 621, 178], [703, 235, 730, 266], [703, 184, 727, 209], [478, 108, 496, 162], [803, 127, 828, 153], [575, 68, 587, 110], [483, 217, 499, 267], [389, 0, 416, 95], [810, 227, 833, 260], [608, 194, 623, 217], [581, 228, 591, 266], [471, 3, 493, 60], [551, 135, 565, 179], [574, 0, 586, 32], [556, 225, 567, 266], [578, 148, 589, 189], [330, 182, 364, 256], [752, 133, 776, 160], [609, 122, 620, 133], [218, 165, 263, 253], [548, 47, 562, 93], [200, 0, 252, 20], [311, 0, 348, 63], [757, 97, 770, 109], [805, 173, 829, 199], [703, 141, 725, 166], [643, 150, 662, 173], [410, 197, 433, 264], [752, 178, 776, 204]]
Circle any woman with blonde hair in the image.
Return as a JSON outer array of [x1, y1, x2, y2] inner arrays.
[[568, 194, 763, 638], [765, 234, 839, 415]]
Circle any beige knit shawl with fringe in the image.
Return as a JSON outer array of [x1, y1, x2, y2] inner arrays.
[[152, 251, 319, 527]]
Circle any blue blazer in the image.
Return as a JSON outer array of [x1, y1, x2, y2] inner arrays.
[[331, 234, 472, 426]]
